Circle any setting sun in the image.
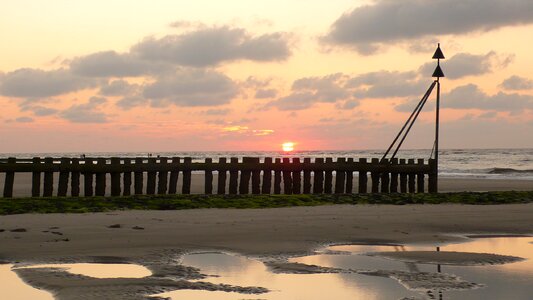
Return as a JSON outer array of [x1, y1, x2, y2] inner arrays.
[[282, 142, 295, 152]]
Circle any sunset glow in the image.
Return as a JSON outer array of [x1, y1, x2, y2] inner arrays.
[[282, 142, 295, 152]]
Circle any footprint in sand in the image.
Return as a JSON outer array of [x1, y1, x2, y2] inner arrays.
[[132, 226, 145, 230], [10, 228, 27, 233], [107, 224, 122, 229]]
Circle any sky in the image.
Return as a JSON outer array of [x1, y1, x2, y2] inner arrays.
[[1, 0, 533, 153]]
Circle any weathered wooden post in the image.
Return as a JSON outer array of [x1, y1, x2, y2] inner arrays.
[[417, 159, 425, 193], [380, 158, 390, 193], [370, 158, 380, 193], [313, 158, 324, 193], [84, 158, 94, 197], [32, 157, 41, 197], [390, 158, 399, 193], [205, 158, 213, 194], [217, 157, 227, 194], [71, 158, 81, 197], [146, 157, 157, 195], [58, 157, 70, 196], [262, 157, 272, 194], [182, 157, 192, 194], [95, 158, 106, 196], [239, 157, 252, 194], [346, 158, 354, 194], [3, 157, 16, 198], [428, 159, 438, 193], [282, 157, 292, 194], [43, 157, 54, 197], [358, 158, 368, 194], [251, 157, 261, 194], [303, 157, 311, 194], [168, 157, 180, 194], [110, 157, 121, 196], [123, 158, 132, 196], [158, 157, 169, 195], [292, 158, 301, 194], [399, 158, 407, 193], [229, 157, 239, 194], [134, 157, 144, 195], [324, 158, 333, 194], [274, 158, 282, 194], [335, 158, 346, 194], [408, 158, 416, 193]]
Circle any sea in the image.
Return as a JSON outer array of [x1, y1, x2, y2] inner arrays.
[[1, 148, 533, 180]]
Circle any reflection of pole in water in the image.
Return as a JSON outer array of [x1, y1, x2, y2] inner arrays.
[[436, 246, 443, 300]]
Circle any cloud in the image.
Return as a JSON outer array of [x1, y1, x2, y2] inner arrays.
[[444, 84, 533, 112], [0, 68, 94, 98], [59, 96, 109, 123], [325, 0, 533, 53], [142, 68, 238, 107], [15, 117, 34, 123], [255, 89, 277, 99], [347, 71, 427, 98], [99, 79, 139, 96], [500, 75, 533, 90], [116, 95, 147, 110], [70, 51, 168, 77], [419, 52, 513, 79], [20, 105, 59, 116], [202, 108, 231, 115], [131, 26, 291, 67]]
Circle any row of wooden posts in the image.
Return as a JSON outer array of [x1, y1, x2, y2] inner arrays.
[[0, 157, 437, 198]]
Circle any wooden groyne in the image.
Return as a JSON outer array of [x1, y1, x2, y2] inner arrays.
[[0, 157, 437, 198]]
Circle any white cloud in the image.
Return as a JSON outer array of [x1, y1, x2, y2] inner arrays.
[[59, 96, 109, 123]]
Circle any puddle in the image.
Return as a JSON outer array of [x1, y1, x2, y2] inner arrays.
[[0, 264, 54, 300]]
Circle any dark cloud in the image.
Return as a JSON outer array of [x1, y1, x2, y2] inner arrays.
[[202, 108, 231, 115], [116, 95, 147, 110], [99, 80, 139, 96], [347, 71, 426, 98], [59, 96, 109, 123], [20, 105, 59, 116], [0, 68, 95, 98], [15, 117, 34, 123], [132, 26, 291, 67], [500, 75, 533, 90], [419, 52, 513, 79], [70, 51, 167, 77], [326, 0, 533, 53], [255, 89, 277, 99]]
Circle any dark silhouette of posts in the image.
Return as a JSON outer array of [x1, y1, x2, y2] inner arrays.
[[417, 159, 425, 193], [262, 157, 272, 194], [251, 158, 261, 194], [371, 158, 380, 193], [182, 157, 192, 194], [168, 157, 180, 194], [292, 158, 301, 194], [146, 158, 157, 195], [358, 158, 368, 194], [274, 158, 282, 194], [71, 158, 81, 196], [428, 159, 438, 193], [134, 157, 144, 195], [205, 158, 213, 194], [239, 157, 252, 194], [335, 158, 346, 194], [32, 157, 41, 197], [390, 158, 399, 193], [229, 157, 238, 194], [43, 157, 54, 197], [399, 159, 407, 193], [123, 159, 132, 196], [303, 158, 312, 194], [346, 158, 354, 193], [324, 158, 333, 194], [95, 158, 106, 196], [313, 158, 324, 193], [84, 158, 94, 197], [110, 157, 121, 196], [282, 158, 292, 194], [3, 157, 15, 198], [380, 158, 390, 193], [58, 157, 70, 196], [408, 159, 416, 193], [158, 157, 168, 195], [217, 158, 227, 194]]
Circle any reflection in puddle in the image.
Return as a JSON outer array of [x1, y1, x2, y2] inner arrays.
[[0, 264, 54, 300], [17, 263, 152, 278]]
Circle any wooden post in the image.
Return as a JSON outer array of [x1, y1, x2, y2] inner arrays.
[[417, 159, 425, 193], [262, 157, 272, 194], [168, 157, 180, 194], [218, 157, 227, 194], [292, 158, 301, 194], [370, 158, 380, 193], [303, 157, 311, 194], [182, 157, 192, 194], [313, 158, 324, 194], [84, 158, 94, 197], [146, 157, 156, 195], [123, 159, 132, 196], [31, 157, 41, 197], [274, 158, 282, 194], [399, 159, 407, 193], [95, 158, 106, 196], [282, 157, 292, 194], [134, 157, 144, 195], [43, 157, 54, 197], [380, 158, 390, 193], [71, 158, 80, 197], [390, 158, 398, 193], [57, 157, 70, 196], [346, 158, 354, 194], [324, 158, 333, 194], [334, 158, 346, 194], [428, 159, 438, 193], [110, 157, 121, 196], [157, 157, 168, 194], [408, 158, 416, 193], [358, 158, 368, 194], [239, 157, 252, 194], [229, 157, 238, 194], [205, 158, 213, 194], [3, 157, 16, 198], [251, 157, 261, 194]]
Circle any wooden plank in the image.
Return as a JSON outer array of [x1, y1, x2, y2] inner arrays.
[[110, 157, 121, 196], [204, 158, 213, 194], [346, 158, 353, 194], [168, 157, 180, 194], [134, 157, 144, 195], [292, 158, 301, 194], [217, 157, 227, 194], [123, 159, 132, 196], [380, 158, 390, 193], [274, 158, 282, 194], [95, 158, 106, 196], [57, 157, 70, 196], [146, 157, 156, 195], [303, 157, 311, 194], [282, 158, 292, 194], [358, 158, 368, 194], [239, 157, 252, 194], [43, 157, 54, 197], [399, 159, 408, 193], [158, 157, 168, 194], [229, 157, 238, 195], [408, 158, 416, 193], [428, 158, 437, 193], [371, 158, 380, 193], [3, 157, 16, 198], [84, 158, 94, 197], [251, 157, 261, 194], [334, 158, 346, 194], [417, 159, 425, 193], [261, 157, 272, 194], [324, 158, 333, 194], [31, 157, 41, 197], [182, 157, 192, 194], [390, 158, 399, 193], [313, 158, 324, 194]]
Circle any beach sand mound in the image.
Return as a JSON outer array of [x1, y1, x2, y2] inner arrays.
[[365, 251, 524, 266]]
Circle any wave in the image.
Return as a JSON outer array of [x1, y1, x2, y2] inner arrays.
[[488, 168, 533, 174]]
